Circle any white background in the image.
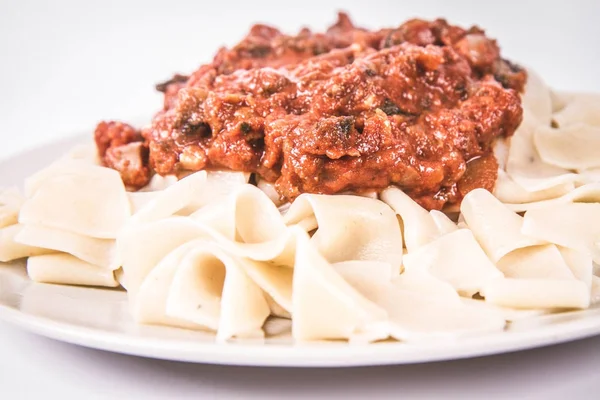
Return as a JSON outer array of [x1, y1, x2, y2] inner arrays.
[[1, 0, 600, 398]]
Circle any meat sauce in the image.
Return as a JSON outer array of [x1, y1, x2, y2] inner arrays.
[[94, 13, 525, 210]]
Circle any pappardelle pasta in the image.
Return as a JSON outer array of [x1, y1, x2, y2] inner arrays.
[[1, 69, 600, 344]]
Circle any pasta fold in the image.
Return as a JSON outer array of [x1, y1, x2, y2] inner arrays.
[[19, 167, 130, 239], [402, 229, 503, 297], [285, 193, 403, 272], [27, 253, 118, 287], [460, 188, 544, 262]]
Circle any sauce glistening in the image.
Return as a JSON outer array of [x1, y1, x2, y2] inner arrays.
[[95, 13, 525, 209]]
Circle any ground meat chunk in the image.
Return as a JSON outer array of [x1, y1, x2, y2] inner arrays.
[[95, 13, 527, 209], [104, 142, 151, 189], [94, 121, 141, 157], [94, 121, 150, 188]]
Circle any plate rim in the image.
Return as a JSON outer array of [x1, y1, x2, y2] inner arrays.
[[2, 295, 600, 367]]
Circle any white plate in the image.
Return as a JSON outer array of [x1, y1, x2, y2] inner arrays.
[[2, 135, 600, 367]]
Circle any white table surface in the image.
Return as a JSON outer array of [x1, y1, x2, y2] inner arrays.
[[1, 1, 600, 398]]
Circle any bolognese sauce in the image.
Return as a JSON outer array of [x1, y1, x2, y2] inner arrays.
[[94, 13, 525, 210]]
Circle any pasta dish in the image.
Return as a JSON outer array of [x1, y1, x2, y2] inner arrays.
[[0, 13, 599, 343]]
